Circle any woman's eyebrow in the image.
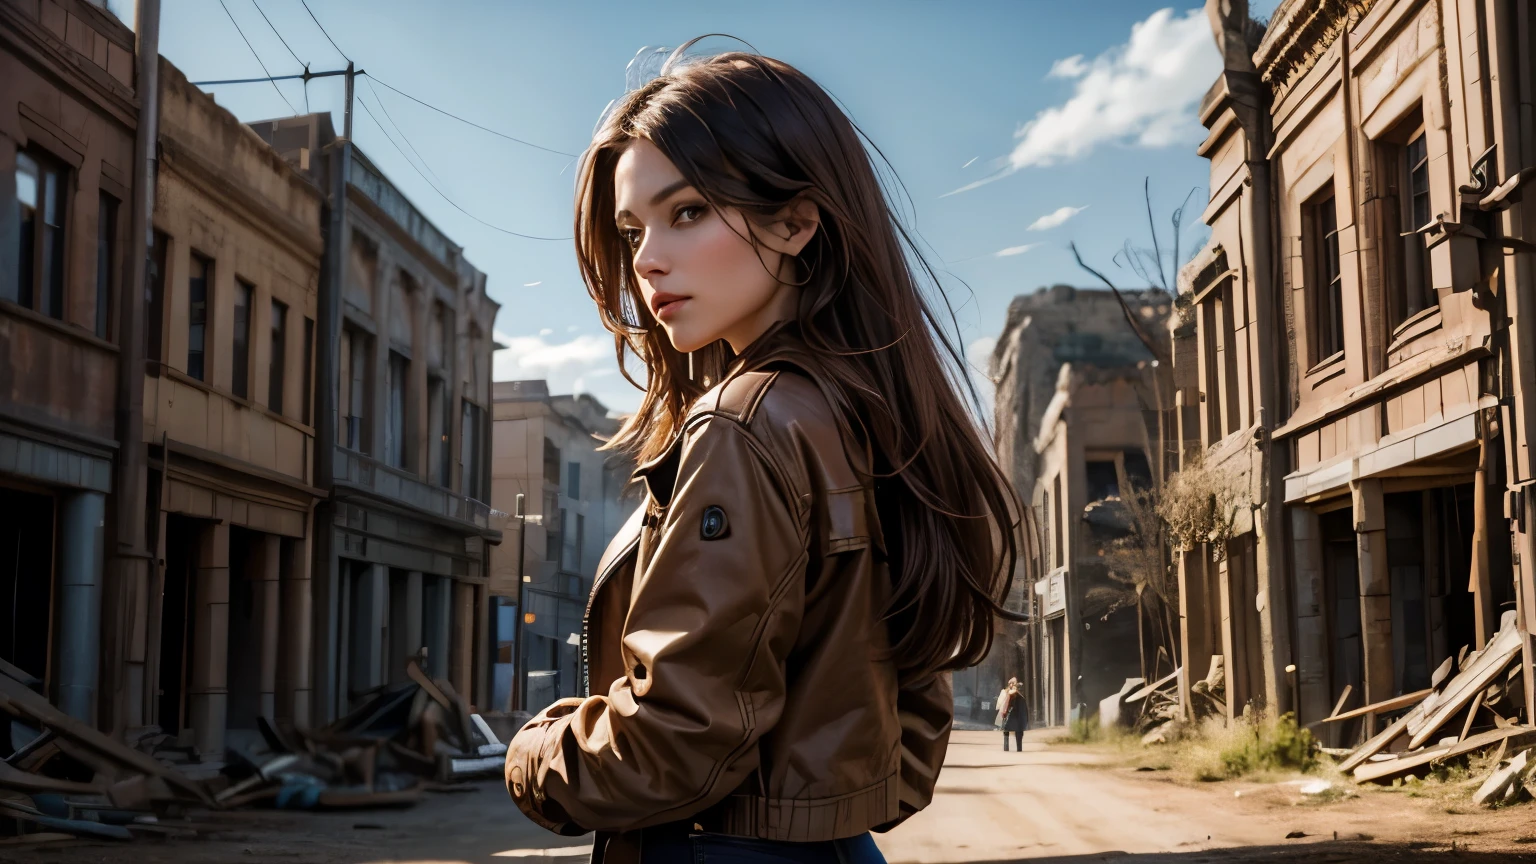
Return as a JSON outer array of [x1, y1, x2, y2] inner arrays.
[[615, 179, 695, 224]]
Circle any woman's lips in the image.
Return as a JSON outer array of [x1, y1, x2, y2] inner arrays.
[[654, 297, 688, 321]]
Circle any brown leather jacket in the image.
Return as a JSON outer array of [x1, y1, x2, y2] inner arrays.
[[504, 358, 951, 855]]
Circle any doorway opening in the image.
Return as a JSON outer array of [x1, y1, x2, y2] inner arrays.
[[0, 485, 55, 685]]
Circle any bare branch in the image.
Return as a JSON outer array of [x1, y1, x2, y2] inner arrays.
[[1143, 177, 1168, 293], [1069, 242, 1168, 365]]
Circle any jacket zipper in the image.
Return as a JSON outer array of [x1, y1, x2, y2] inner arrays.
[[579, 517, 645, 697]]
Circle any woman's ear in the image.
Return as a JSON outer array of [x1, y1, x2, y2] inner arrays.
[[766, 196, 821, 257]]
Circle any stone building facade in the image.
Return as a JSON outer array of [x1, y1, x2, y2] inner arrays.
[[489, 381, 635, 711], [139, 62, 324, 756], [247, 114, 503, 725], [989, 285, 1170, 726], [1177, 0, 1536, 734], [0, 0, 138, 725]]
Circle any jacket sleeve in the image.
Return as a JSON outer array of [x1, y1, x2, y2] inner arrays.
[[505, 417, 807, 834], [877, 671, 953, 832]]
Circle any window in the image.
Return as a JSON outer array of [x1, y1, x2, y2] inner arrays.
[[462, 400, 485, 500], [232, 280, 253, 398], [386, 350, 409, 469], [567, 461, 581, 500], [1308, 191, 1344, 364], [147, 231, 167, 366], [1042, 491, 1052, 569], [95, 192, 118, 338], [339, 327, 370, 451], [269, 299, 288, 414], [347, 232, 377, 314], [301, 317, 314, 425], [1392, 130, 1433, 328], [187, 253, 212, 381], [13, 149, 67, 318], [1085, 460, 1120, 503], [543, 439, 561, 487], [545, 498, 561, 562], [575, 514, 586, 573], [1052, 474, 1064, 567], [429, 376, 451, 486], [429, 302, 448, 368]]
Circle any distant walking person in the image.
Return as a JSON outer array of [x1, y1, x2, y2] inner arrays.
[[995, 678, 1027, 751]]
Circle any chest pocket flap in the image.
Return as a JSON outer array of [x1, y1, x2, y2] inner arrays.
[[819, 485, 871, 556]]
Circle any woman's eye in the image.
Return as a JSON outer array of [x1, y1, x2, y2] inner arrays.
[[620, 227, 642, 248], [675, 205, 705, 224]]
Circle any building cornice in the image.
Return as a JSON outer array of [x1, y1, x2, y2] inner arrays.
[[158, 134, 325, 265], [1254, 0, 1377, 99]]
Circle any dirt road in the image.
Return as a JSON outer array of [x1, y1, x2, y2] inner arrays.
[[13, 729, 1536, 863]]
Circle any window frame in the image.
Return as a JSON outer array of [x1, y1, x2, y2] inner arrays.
[[187, 252, 213, 382], [1305, 188, 1345, 369], [268, 298, 288, 415], [232, 278, 254, 399], [95, 190, 119, 339], [12, 147, 70, 320]]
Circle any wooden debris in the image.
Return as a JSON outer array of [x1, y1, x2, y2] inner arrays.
[[1408, 621, 1523, 750], [1474, 748, 1532, 806], [1353, 726, 1536, 784], [1313, 688, 1431, 726]]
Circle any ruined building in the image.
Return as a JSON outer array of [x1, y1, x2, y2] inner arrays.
[[988, 285, 1171, 726], [1178, 0, 1536, 735]]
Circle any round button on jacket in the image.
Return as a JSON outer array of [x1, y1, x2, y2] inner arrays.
[[700, 505, 729, 540]]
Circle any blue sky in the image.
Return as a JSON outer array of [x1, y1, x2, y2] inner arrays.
[[112, 0, 1282, 415]]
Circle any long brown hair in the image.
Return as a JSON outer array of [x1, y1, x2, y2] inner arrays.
[[574, 44, 1023, 683]]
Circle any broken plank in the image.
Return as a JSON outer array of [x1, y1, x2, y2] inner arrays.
[[1353, 725, 1536, 784], [1338, 698, 1432, 774], [1315, 688, 1431, 725], [1330, 685, 1354, 718], [1407, 625, 1523, 750], [1125, 668, 1181, 704], [0, 685, 212, 805], [0, 760, 102, 796], [1459, 692, 1485, 744]]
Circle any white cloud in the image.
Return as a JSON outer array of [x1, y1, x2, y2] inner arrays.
[[1028, 205, 1088, 231], [523, 281, 543, 287], [996, 243, 1039, 257], [539, 327, 553, 336], [566, 324, 579, 332], [494, 330, 611, 383], [1048, 54, 1088, 79], [944, 8, 1220, 196], [963, 335, 999, 425], [962, 156, 979, 169]]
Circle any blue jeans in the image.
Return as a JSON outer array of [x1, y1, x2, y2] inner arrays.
[[639, 824, 887, 864]]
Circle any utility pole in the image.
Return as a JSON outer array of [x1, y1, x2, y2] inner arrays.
[[513, 493, 529, 712], [102, 0, 160, 732], [314, 62, 356, 723], [343, 61, 355, 140]]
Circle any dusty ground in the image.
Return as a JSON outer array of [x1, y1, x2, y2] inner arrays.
[[10, 729, 1536, 863]]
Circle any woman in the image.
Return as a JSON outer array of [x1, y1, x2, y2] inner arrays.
[[995, 678, 1027, 752], [505, 40, 1021, 864]]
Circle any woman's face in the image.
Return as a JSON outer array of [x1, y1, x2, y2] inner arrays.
[[612, 138, 817, 354]]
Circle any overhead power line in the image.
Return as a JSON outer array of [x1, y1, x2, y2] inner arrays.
[[249, 0, 308, 112], [251, 0, 303, 67], [364, 77, 445, 189], [300, 0, 350, 63], [217, 0, 297, 115], [364, 75, 579, 158], [356, 94, 571, 242]]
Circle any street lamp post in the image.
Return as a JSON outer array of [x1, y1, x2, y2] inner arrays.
[[513, 493, 528, 712]]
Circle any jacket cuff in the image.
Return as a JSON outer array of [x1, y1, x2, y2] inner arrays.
[[505, 706, 584, 835]]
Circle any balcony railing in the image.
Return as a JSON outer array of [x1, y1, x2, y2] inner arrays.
[[332, 445, 492, 532]]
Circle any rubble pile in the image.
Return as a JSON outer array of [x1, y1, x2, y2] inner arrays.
[[1321, 611, 1536, 799], [0, 658, 507, 847]]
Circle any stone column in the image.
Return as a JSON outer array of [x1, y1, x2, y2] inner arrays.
[[347, 562, 387, 703], [189, 522, 230, 758], [254, 533, 282, 722], [1289, 507, 1329, 724], [53, 490, 106, 723], [1352, 479, 1394, 708], [451, 580, 474, 699], [280, 533, 313, 726], [405, 571, 424, 667], [428, 576, 451, 680]]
